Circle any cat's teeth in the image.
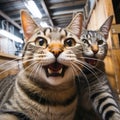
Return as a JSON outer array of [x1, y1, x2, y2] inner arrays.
[[58, 68, 62, 74], [48, 68, 52, 74], [47, 68, 63, 74]]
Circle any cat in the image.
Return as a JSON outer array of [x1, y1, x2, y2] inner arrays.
[[75, 16, 120, 120], [0, 10, 84, 120], [0, 10, 120, 120]]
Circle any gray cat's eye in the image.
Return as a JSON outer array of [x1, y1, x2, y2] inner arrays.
[[82, 39, 89, 44], [98, 40, 103, 45], [82, 39, 90, 45]]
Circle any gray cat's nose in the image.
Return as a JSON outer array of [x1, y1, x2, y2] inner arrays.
[[91, 45, 99, 54]]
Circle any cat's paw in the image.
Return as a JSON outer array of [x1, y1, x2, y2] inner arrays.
[[109, 113, 120, 120]]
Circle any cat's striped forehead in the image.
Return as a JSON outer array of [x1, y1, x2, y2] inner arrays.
[[81, 30, 105, 42], [42, 27, 67, 40]]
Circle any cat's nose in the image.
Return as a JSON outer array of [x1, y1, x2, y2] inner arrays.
[[51, 48, 63, 57], [48, 43, 64, 58], [91, 45, 99, 54]]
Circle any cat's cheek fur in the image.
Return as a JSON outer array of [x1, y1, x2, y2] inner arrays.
[[57, 51, 76, 65]]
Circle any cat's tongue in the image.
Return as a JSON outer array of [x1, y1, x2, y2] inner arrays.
[[85, 59, 97, 66]]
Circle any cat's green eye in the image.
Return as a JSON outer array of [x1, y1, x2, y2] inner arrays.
[[64, 38, 76, 47], [35, 37, 48, 48], [98, 40, 103, 45]]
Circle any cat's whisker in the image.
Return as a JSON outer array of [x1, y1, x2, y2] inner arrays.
[[21, 61, 38, 75], [75, 60, 106, 89], [32, 62, 42, 80], [70, 63, 79, 80], [0, 62, 21, 75], [70, 62, 91, 101], [78, 59, 105, 74], [0, 59, 37, 76], [74, 60, 101, 84], [75, 60, 97, 75], [28, 63, 39, 80], [0, 58, 43, 75], [0, 57, 22, 67], [79, 56, 104, 62]]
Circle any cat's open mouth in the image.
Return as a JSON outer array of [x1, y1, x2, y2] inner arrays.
[[44, 62, 67, 77], [85, 58, 97, 66]]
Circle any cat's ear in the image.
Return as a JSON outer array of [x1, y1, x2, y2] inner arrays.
[[99, 15, 113, 39], [66, 13, 83, 38], [21, 10, 40, 41]]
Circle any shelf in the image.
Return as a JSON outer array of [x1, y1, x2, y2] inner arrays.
[[0, 52, 21, 60]]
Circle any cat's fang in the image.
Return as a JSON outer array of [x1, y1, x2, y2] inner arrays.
[[44, 62, 67, 77]]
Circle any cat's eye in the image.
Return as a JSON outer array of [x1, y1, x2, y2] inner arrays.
[[82, 39, 89, 44], [35, 37, 48, 48], [64, 38, 76, 47], [98, 40, 103, 45]]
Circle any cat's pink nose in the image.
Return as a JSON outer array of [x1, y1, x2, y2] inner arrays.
[[91, 45, 99, 54]]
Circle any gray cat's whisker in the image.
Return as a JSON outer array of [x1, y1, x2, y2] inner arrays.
[[71, 62, 91, 101], [74, 60, 101, 83], [82, 57, 103, 62], [80, 60, 105, 74]]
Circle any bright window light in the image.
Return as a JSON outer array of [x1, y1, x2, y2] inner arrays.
[[24, 0, 42, 18], [0, 29, 23, 43]]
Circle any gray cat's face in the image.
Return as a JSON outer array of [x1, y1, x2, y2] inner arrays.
[[80, 30, 108, 66], [80, 15, 113, 66]]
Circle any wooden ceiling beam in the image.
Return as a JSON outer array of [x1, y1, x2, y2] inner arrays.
[[50, 1, 85, 9], [52, 8, 83, 16]]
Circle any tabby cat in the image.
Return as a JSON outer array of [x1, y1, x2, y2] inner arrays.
[[0, 10, 120, 120], [76, 16, 120, 120], [0, 10, 84, 120]]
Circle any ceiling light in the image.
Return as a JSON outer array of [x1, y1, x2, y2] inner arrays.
[[40, 21, 49, 28], [0, 29, 23, 43], [24, 0, 42, 18]]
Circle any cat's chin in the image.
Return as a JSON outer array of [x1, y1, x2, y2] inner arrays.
[[44, 62, 67, 77]]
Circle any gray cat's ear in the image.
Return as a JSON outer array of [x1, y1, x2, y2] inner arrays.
[[99, 15, 113, 39], [66, 13, 83, 38], [21, 10, 41, 41]]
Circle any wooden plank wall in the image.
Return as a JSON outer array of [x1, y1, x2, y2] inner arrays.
[[86, 0, 120, 98]]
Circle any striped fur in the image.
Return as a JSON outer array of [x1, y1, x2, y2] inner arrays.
[[0, 10, 84, 120], [0, 11, 120, 120], [78, 16, 120, 120]]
